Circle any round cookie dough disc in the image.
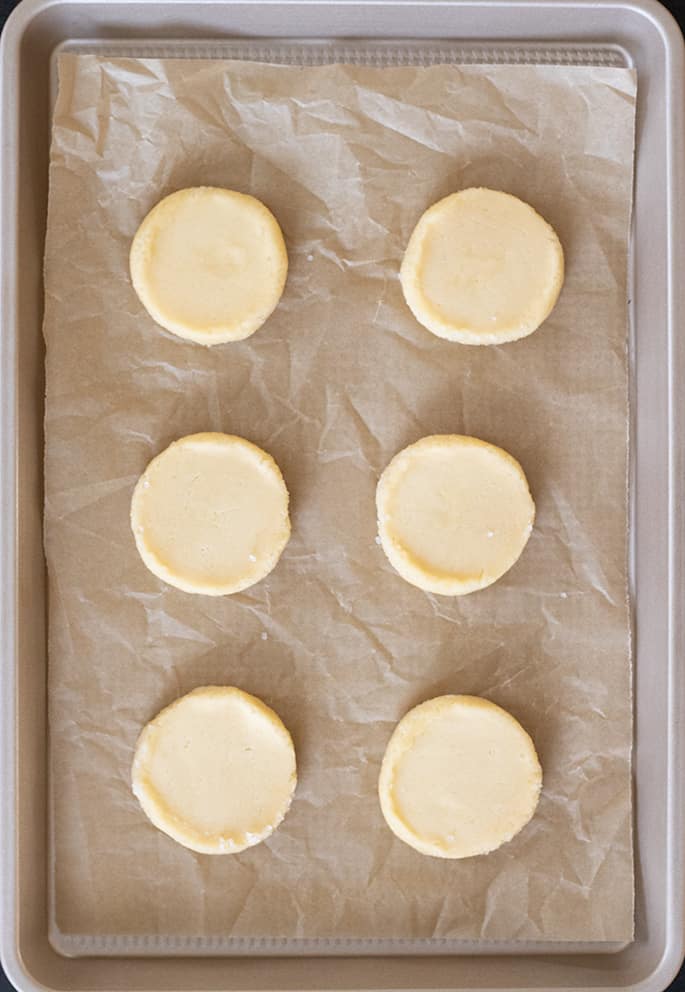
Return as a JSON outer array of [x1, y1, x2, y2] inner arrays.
[[130, 187, 288, 345], [400, 187, 564, 344], [376, 434, 534, 596], [132, 686, 297, 854], [131, 432, 290, 595], [379, 695, 542, 859]]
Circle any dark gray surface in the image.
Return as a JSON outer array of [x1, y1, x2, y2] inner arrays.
[[0, 0, 16, 24], [0, 0, 683, 988]]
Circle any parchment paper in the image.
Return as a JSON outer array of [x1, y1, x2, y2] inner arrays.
[[44, 54, 636, 949]]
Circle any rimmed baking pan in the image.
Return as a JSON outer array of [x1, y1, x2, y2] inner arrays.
[[1, 1, 684, 990]]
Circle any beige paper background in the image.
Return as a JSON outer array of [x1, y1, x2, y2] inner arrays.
[[44, 54, 636, 948]]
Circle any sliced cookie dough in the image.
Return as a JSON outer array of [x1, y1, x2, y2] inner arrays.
[[379, 695, 542, 859], [132, 686, 297, 854], [131, 432, 290, 595], [400, 187, 564, 344], [376, 434, 534, 596], [130, 186, 288, 344]]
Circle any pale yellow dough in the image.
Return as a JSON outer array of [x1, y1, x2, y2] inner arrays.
[[132, 686, 297, 854], [400, 187, 564, 344], [129, 187, 288, 345], [376, 435, 534, 596], [131, 432, 290, 595], [379, 695, 542, 859]]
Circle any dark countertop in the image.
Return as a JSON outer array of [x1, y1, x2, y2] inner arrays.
[[0, 0, 683, 989]]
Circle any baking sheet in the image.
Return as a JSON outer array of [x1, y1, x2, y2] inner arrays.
[[44, 54, 636, 948]]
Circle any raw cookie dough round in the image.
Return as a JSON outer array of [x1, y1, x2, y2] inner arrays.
[[376, 434, 534, 596], [400, 187, 564, 344], [131, 432, 290, 595], [379, 695, 542, 859], [130, 186, 288, 345], [132, 686, 297, 854]]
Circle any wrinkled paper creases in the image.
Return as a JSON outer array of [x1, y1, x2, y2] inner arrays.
[[44, 54, 636, 949]]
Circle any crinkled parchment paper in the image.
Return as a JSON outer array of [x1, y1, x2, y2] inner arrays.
[[44, 54, 636, 951]]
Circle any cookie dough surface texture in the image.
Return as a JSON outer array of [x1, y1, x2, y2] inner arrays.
[[377, 434, 534, 596], [132, 686, 297, 854], [379, 695, 542, 859], [131, 432, 290, 596], [400, 187, 564, 344], [130, 186, 288, 345]]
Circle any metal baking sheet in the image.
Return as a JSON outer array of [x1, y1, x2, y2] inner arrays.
[[1, 1, 684, 991]]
